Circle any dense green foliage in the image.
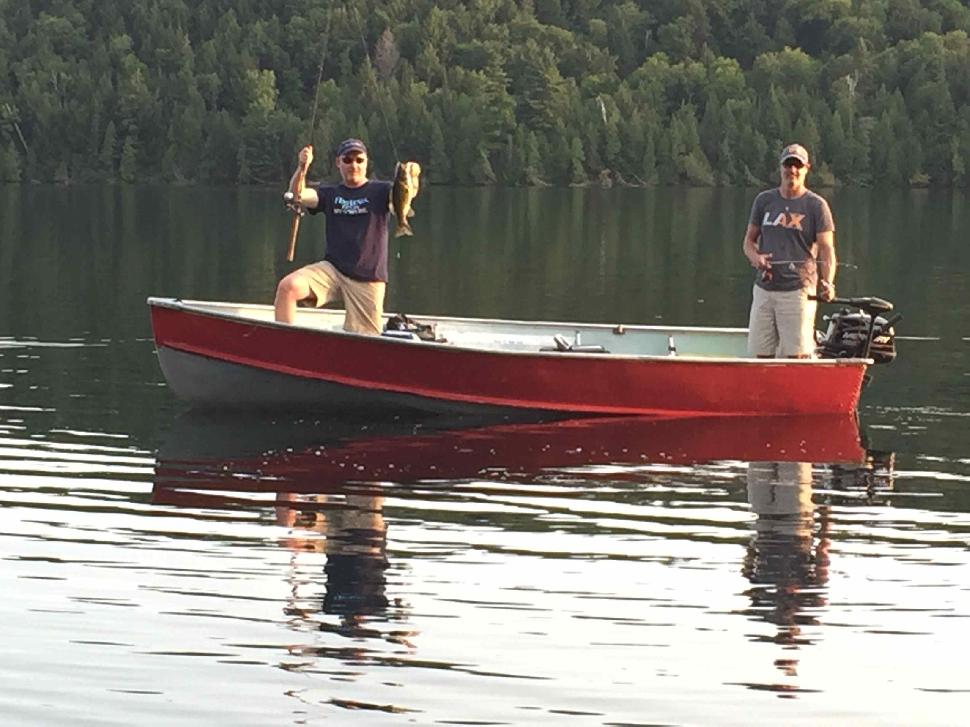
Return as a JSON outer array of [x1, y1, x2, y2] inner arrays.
[[3, 0, 970, 186]]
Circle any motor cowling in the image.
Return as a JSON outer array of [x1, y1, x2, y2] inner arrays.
[[816, 308, 897, 364]]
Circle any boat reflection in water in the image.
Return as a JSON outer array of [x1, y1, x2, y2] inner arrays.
[[152, 409, 893, 681]]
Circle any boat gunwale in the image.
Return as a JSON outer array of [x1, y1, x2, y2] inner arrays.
[[147, 296, 873, 367]]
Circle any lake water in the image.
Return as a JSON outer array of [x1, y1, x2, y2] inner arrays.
[[1, 184, 968, 725]]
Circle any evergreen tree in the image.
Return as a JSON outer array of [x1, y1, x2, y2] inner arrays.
[[950, 137, 965, 188], [472, 148, 497, 185], [568, 136, 586, 185], [870, 111, 898, 185], [0, 0, 965, 188], [428, 117, 450, 183], [824, 110, 848, 182], [699, 98, 723, 167], [523, 130, 543, 185], [120, 130, 138, 183], [791, 110, 821, 165], [541, 122, 572, 182], [640, 121, 658, 185], [0, 140, 21, 182], [100, 121, 117, 180], [717, 136, 736, 185], [500, 131, 524, 185]]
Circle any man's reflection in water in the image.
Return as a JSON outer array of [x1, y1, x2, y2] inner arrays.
[[275, 487, 414, 660], [321, 491, 389, 617], [742, 462, 830, 678]]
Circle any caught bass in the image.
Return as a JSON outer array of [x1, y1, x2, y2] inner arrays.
[[392, 161, 421, 237]]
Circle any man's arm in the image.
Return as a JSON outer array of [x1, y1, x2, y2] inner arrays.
[[742, 224, 770, 271], [816, 230, 836, 301], [288, 145, 320, 209]]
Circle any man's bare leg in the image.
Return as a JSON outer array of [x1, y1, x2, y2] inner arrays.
[[274, 272, 312, 323]]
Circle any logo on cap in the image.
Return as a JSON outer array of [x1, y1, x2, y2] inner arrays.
[[336, 138, 367, 157], [780, 143, 810, 165]]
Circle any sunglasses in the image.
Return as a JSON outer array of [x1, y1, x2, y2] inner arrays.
[[341, 155, 366, 165], [782, 159, 805, 169]]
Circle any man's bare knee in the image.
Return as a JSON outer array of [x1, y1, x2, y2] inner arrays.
[[275, 273, 312, 324], [276, 274, 308, 303]]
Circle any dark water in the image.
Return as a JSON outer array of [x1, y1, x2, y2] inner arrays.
[[1, 184, 968, 724]]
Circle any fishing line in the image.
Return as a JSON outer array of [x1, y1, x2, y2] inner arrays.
[[348, 4, 401, 163], [306, 4, 334, 142], [282, 6, 334, 262]]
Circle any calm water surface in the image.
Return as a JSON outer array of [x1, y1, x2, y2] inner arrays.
[[1, 184, 969, 725]]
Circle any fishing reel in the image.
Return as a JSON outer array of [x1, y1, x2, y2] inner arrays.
[[815, 296, 900, 364], [282, 191, 304, 216]]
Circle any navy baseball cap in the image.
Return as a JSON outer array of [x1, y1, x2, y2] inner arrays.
[[336, 138, 367, 156]]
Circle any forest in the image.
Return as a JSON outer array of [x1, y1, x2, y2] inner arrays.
[[2, 0, 970, 187]]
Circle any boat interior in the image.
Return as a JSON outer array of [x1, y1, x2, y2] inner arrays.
[[158, 299, 759, 359]]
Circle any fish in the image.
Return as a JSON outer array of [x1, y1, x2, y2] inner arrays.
[[392, 161, 421, 237]]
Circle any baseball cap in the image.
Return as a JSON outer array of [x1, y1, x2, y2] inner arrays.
[[336, 138, 367, 156], [780, 143, 810, 166]]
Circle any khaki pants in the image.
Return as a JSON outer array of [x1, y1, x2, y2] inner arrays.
[[301, 261, 385, 335], [747, 285, 817, 357]]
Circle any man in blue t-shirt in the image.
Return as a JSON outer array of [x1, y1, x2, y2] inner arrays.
[[742, 143, 837, 358], [274, 138, 409, 334]]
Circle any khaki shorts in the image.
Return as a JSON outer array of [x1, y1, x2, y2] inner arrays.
[[747, 285, 817, 357], [300, 261, 385, 335]]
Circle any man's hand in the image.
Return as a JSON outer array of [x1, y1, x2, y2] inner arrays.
[[750, 252, 772, 271], [298, 145, 314, 170], [818, 279, 836, 302], [742, 225, 770, 278], [747, 251, 772, 281]]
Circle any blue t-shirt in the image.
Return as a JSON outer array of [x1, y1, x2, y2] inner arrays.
[[308, 180, 393, 282]]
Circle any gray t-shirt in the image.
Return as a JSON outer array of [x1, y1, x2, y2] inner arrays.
[[749, 188, 835, 291]]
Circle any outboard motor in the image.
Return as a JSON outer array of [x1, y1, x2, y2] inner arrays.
[[815, 296, 900, 364]]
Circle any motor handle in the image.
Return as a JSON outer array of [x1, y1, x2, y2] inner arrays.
[[809, 295, 894, 314]]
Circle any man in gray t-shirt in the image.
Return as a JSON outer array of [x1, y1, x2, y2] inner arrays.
[[741, 143, 837, 358]]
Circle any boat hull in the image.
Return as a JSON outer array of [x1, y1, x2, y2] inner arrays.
[[149, 299, 868, 417]]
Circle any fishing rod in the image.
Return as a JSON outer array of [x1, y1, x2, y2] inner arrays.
[[756, 258, 856, 283], [758, 260, 859, 270], [285, 5, 333, 262]]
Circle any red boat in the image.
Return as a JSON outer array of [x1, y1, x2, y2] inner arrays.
[[148, 297, 887, 417]]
